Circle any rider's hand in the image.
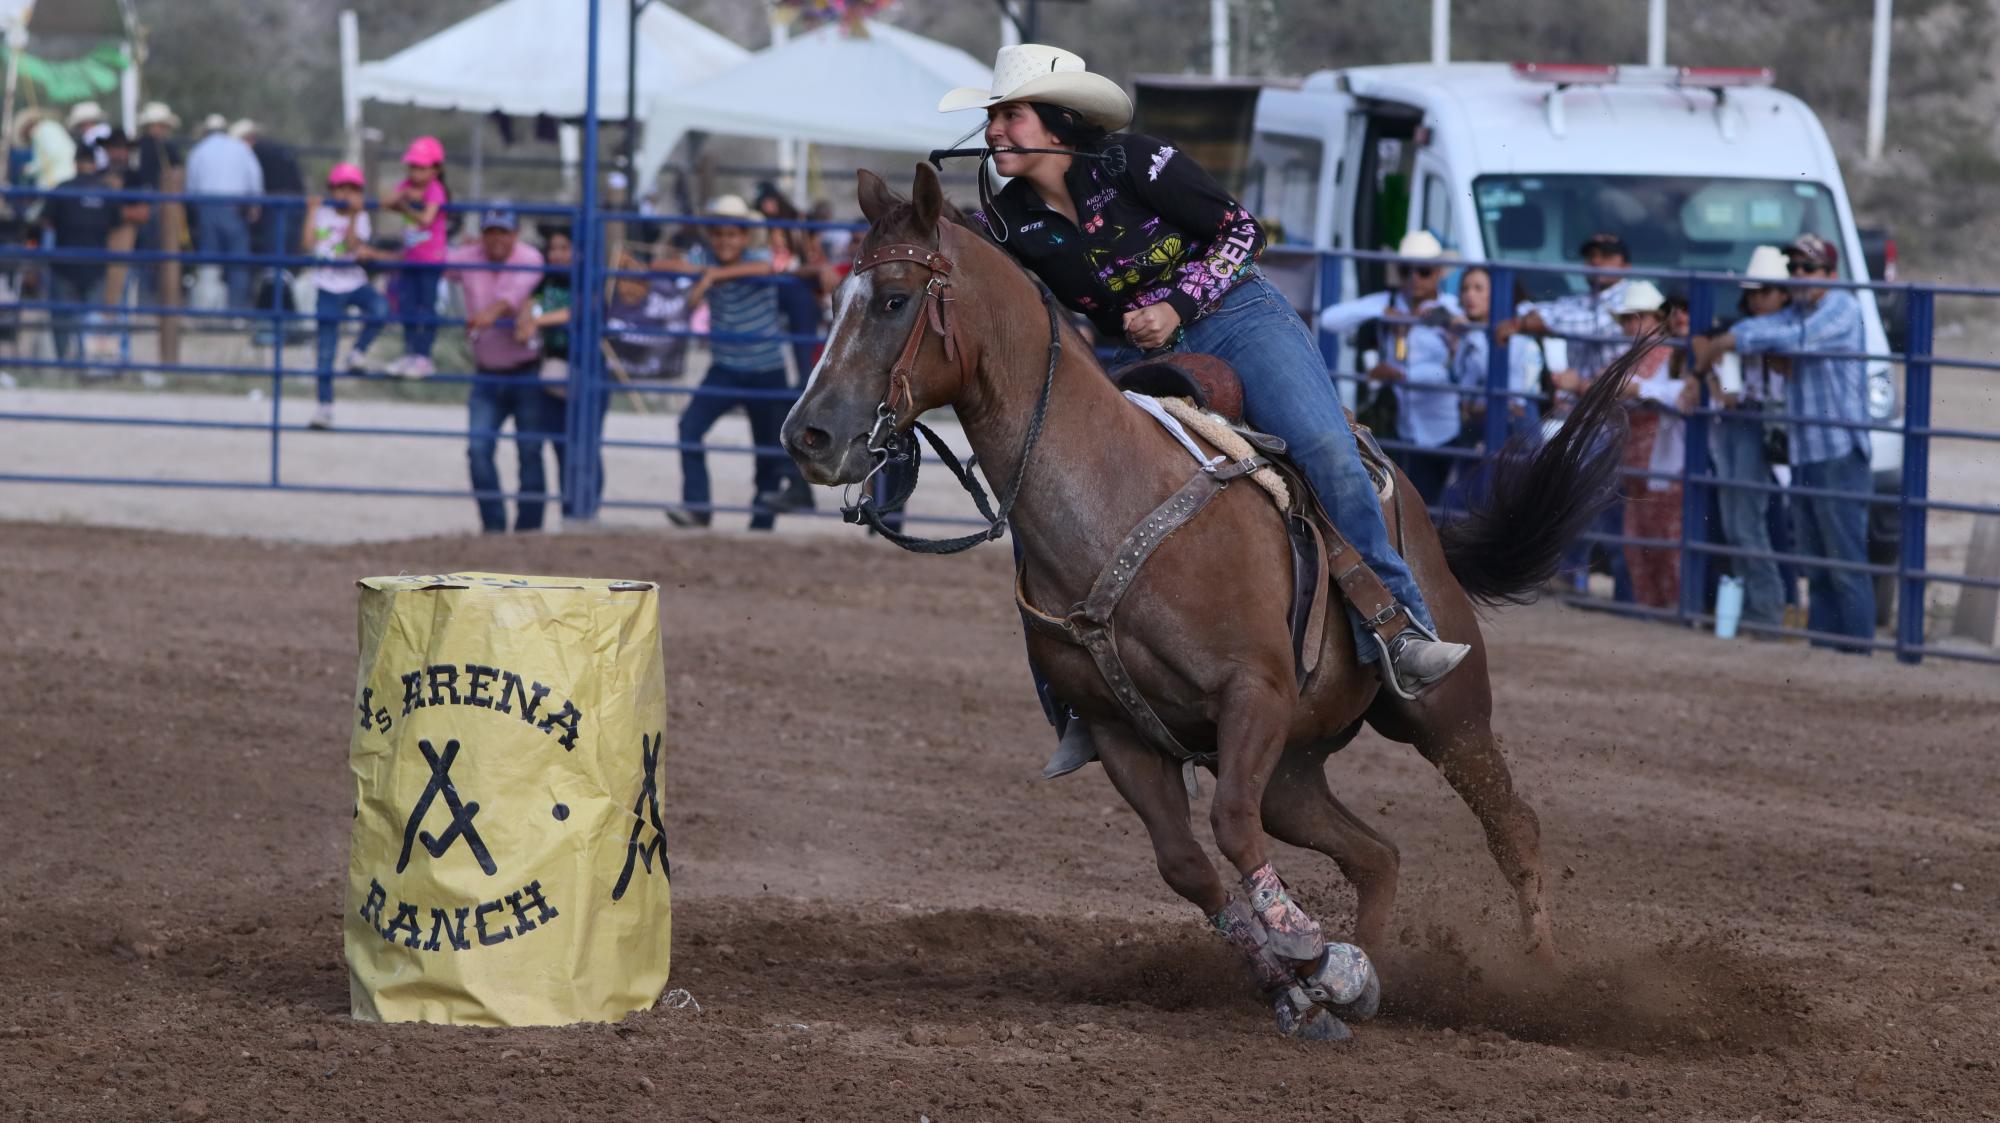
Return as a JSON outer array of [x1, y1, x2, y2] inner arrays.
[[1123, 302, 1182, 351]]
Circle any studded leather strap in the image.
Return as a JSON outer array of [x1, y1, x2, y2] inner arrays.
[[1015, 457, 1264, 765]]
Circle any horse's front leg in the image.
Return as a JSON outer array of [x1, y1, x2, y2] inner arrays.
[[1210, 675, 1381, 1038], [1092, 720, 1337, 1042]]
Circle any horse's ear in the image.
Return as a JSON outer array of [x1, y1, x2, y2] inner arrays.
[[857, 169, 898, 226], [911, 163, 943, 233]]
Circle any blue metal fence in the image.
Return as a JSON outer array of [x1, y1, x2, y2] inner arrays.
[[3, 200, 1996, 661]]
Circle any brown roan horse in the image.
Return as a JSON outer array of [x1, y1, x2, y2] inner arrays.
[[783, 165, 1633, 1040]]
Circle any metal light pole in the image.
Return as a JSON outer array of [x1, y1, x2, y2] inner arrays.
[[622, 0, 652, 198], [1210, 0, 1229, 77], [1646, 0, 1666, 67], [1866, 0, 1893, 161], [1430, 0, 1448, 64]]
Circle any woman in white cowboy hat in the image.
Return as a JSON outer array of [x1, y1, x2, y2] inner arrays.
[[1607, 279, 1698, 610], [938, 44, 1469, 701]]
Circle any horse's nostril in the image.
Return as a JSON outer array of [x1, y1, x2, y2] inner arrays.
[[800, 427, 831, 452]]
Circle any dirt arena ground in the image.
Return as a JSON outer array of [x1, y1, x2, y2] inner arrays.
[[2, 522, 1997, 1122]]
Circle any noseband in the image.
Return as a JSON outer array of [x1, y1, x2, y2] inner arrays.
[[840, 220, 1063, 555]]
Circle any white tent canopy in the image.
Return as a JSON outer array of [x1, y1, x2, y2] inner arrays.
[[637, 20, 991, 187], [355, 0, 746, 118]]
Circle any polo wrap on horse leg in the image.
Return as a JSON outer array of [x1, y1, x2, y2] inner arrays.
[[1243, 862, 1325, 963], [1209, 899, 1292, 992], [1210, 898, 1353, 1043]]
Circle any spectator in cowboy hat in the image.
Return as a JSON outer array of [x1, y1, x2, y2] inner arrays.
[[133, 101, 183, 191], [1319, 229, 1465, 505], [1610, 280, 1698, 610], [231, 118, 305, 266], [65, 101, 106, 144], [18, 107, 77, 189], [658, 193, 816, 530], [1693, 232, 1874, 651], [185, 111, 264, 310], [1700, 244, 1793, 631]]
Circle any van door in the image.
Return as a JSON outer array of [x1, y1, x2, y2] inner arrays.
[[1340, 100, 1423, 299]]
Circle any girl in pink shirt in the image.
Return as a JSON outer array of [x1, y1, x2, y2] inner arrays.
[[383, 136, 449, 377]]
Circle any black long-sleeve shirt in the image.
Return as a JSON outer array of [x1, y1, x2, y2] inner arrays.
[[971, 132, 1265, 343]]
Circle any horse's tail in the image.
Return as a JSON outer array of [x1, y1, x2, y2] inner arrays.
[[1439, 332, 1650, 606]]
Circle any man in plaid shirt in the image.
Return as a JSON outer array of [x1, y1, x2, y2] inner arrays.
[[1517, 232, 1632, 409], [1695, 233, 1875, 651], [1509, 232, 1634, 597]]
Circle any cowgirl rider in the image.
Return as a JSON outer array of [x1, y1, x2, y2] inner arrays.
[[939, 45, 1470, 708]]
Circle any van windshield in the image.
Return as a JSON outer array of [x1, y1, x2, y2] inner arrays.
[[1473, 174, 1848, 301]]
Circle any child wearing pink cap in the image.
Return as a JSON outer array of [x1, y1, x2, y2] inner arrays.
[[382, 136, 450, 377], [302, 163, 388, 429]]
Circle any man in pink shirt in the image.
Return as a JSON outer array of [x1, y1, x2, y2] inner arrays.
[[446, 209, 555, 532]]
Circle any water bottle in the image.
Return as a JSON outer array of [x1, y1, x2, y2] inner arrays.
[[1714, 575, 1745, 639]]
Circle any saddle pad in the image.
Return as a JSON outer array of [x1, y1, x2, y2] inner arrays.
[[1122, 391, 1224, 468]]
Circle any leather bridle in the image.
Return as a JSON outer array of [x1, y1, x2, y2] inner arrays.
[[838, 220, 1063, 555]]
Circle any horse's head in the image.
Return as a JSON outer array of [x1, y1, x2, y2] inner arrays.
[[783, 164, 969, 485]]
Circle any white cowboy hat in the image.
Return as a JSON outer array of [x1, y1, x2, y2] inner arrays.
[[228, 118, 258, 140], [199, 113, 228, 134], [1741, 244, 1788, 287], [1616, 279, 1667, 316], [937, 44, 1133, 133], [1395, 229, 1452, 261], [136, 101, 181, 129], [65, 101, 105, 129], [702, 194, 762, 223]]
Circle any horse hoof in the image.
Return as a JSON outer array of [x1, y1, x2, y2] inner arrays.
[[1302, 943, 1381, 1023], [1277, 1002, 1352, 1043]]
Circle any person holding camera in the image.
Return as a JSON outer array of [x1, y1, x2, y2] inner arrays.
[[1701, 246, 1792, 631]]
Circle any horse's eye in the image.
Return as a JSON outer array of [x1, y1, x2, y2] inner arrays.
[[881, 294, 908, 313]]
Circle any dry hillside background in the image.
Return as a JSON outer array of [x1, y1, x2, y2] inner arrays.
[[106, 0, 2000, 280]]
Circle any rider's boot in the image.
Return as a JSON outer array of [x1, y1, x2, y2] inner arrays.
[[1041, 709, 1097, 779], [1384, 620, 1471, 700]]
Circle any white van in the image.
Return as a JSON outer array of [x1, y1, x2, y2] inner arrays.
[[1242, 61, 1901, 481]]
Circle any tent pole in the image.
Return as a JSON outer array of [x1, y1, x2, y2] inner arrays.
[[339, 10, 363, 165], [1, 20, 23, 189], [470, 117, 484, 200]]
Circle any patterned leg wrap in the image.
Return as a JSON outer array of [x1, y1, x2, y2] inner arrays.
[[1210, 899, 1353, 1044], [1209, 899, 1292, 992], [1243, 862, 1326, 963]]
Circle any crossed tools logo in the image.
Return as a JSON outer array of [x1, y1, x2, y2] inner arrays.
[[354, 663, 669, 955]]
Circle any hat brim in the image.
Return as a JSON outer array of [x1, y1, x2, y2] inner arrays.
[[938, 71, 1133, 132]]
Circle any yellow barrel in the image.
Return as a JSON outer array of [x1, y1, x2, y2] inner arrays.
[[344, 572, 671, 1025]]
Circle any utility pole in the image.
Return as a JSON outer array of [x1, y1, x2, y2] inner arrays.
[[1866, 0, 1893, 161], [1646, 0, 1666, 67], [1210, 0, 1229, 77], [1430, 0, 1448, 64]]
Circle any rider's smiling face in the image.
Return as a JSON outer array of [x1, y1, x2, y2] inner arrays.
[[985, 101, 1068, 180]]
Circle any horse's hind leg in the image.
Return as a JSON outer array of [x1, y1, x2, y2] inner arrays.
[[1416, 719, 1558, 964], [1260, 734, 1401, 956]]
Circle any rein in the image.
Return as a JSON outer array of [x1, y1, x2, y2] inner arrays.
[[839, 225, 1064, 556]]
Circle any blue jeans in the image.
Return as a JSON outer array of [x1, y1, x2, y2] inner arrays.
[[1710, 413, 1785, 626], [679, 365, 794, 531], [1792, 449, 1876, 652], [195, 205, 253, 310], [49, 271, 103, 363], [313, 286, 389, 404], [468, 372, 560, 533], [396, 264, 442, 358], [1113, 273, 1435, 655]]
